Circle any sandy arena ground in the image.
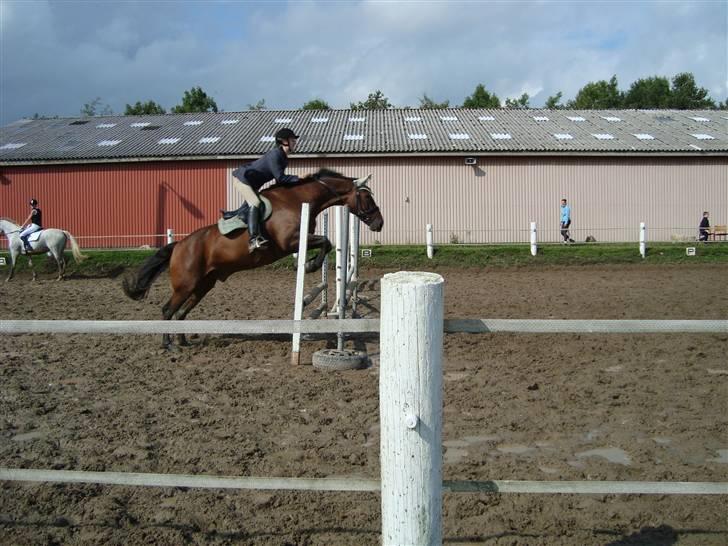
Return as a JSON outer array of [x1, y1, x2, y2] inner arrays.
[[0, 263, 726, 545]]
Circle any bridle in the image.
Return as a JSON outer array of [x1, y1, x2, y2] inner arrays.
[[315, 176, 380, 224]]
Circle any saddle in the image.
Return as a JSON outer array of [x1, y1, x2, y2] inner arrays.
[[27, 230, 43, 242], [217, 196, 273, 235]]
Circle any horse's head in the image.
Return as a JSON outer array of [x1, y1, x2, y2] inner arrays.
[[0, 218, 20, 236], [313, 170, 384, 232]]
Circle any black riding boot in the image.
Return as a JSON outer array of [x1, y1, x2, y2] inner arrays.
[[246, 205, 268, 252], [20, 236, 32, 254]]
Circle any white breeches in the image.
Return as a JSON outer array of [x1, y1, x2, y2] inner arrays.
[[233, 180, 261, 207], [20, 224, 41, 239]]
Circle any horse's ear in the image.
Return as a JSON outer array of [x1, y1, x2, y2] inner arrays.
[[354, 174, 372, 187]]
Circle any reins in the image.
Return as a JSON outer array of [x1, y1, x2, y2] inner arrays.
[[313, 175, 380, 222]]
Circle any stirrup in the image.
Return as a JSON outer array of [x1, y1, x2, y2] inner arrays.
[[248, 236, 269, 251]]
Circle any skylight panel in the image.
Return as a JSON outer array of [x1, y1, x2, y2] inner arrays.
[[96, 123, 117, 128], [407, 134, 428, 140], [689, 144, 702, 150], [592, 133, 614, 140], [274, 118, 293, 123], [184, 120, 203, 126], [553, 133, 573, 140], [405, 116, 422, 122], [0, 142, 27, 149], [448, 133, 470, 140], [533, 116, 549, 121], [478, 116, 495, 121], [690, 116, 710, 122], [566, 116, 585, 122], [158, 137, 180, 144], [260, 136, 275, 142], [691, 133, 714, 140], [131, 122, 150, 128], [343, 134, 364, 140], [221, 119, 239, 125], [199, 137, 220, 144], [440, 116, 458, 121], [348, 117, 366, 122], [310, 117, 329, 123], [491, 133, 512, 140], [97, 140, 121, 146], [601, 116, 621, 122], [633, 133, 654, 140]]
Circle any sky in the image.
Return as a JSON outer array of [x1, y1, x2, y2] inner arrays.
[[0, 0, 726, 125]]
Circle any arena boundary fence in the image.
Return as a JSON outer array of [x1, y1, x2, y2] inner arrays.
[[1, 280, 727, 543]]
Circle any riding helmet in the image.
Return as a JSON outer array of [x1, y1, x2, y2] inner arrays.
[[29, 198, 38, 206], [274, 128, 299, 143]]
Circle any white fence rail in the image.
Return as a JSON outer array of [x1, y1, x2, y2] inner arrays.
[[2, 282, 727, 541]]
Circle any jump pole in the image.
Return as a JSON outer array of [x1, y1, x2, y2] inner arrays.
[[291, 203, 311, 366], [335, 206, 349, 350], [380, 271, 444, 546]]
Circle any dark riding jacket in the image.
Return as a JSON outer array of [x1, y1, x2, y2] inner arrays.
[[232, 147, 299, 191]]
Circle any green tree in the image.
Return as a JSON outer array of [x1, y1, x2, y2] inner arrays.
[[302, 98, 331, 110], [544, 91, 563, 109], [171, 86, 218, 113], [124, 100, 166, 115], [623, 76, 671, 109], [461, 84, 500, 108], [247, 99, 267, 110], [718, 97, 728, 110], [419, 93, 449, 109], [567, 75, 623, 109], [668, 72, 716, 109], [350, 90, 393, 110], [81, 97, 113, 117], [505, 92, 530, 109]]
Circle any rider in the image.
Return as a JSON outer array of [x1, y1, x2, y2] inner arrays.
[[231, 128, 300, 252], [19, 198, 42, 253]]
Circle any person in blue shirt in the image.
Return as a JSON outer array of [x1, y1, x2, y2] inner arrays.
[[560, 198, 574, 244], [19, 198, 43, 253], [231, 128, 300, 252]]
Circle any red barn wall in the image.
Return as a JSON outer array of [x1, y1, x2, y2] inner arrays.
[[1, 161, 226, 248]]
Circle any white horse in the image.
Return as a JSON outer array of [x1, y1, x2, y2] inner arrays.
[[0, 218, 87, 281]]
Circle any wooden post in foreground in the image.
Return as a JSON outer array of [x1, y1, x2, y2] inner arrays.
[[380, 271, 444, 546]]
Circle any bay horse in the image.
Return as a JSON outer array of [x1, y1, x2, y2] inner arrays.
[[122, 169, 384, 348], [0, 218, 87, 282]]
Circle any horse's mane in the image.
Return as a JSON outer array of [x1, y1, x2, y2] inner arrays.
[[265, 169, 350, 193], [0, 217, 19, 226]]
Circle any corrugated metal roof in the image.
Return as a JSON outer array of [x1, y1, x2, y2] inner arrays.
[[1, 109, 726, 164]]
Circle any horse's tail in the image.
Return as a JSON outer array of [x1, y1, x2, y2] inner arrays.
[[122, 242, 177, 301], [63, 231, 88, 263]]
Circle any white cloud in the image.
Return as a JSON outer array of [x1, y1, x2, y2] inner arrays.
[[0, 0, 725, 124]]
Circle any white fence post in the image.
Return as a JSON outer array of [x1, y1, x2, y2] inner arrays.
[[166, 228, 174, 245], [336, 206, 349, 349], [530, 221, 537, 256], [380, 271, 444, 546], [639, 222, 646, 258], [291, 203, 311, 366], [426, 224, 434, 259]]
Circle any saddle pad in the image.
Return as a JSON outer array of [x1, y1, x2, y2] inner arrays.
[[217, 196, 273, 235], [28, 230, 43, 242]]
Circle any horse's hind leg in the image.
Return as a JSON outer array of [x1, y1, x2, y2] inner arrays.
[[161, 289, 192, 349], [173, 275, 217, 345], [52, 249, 66, 280]]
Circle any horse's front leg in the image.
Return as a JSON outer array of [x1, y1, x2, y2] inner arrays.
[[304, 235, 332, 273], [5, 256, 15, 282], [27, 256, 37, 281]]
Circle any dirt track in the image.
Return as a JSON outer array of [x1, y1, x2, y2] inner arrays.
[[1, 264, 727, 545]]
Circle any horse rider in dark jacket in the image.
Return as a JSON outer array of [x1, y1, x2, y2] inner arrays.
[[231, 128, 300, 252]]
